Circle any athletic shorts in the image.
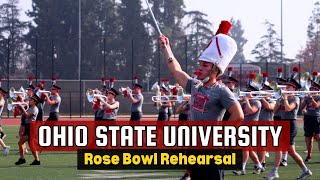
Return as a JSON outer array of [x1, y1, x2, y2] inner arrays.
[[273, 116, 281, 121], [23, 124, 30, 137], [158, 113, 168, 121], [36, 109, 44, 121], [130, 112, 142, 121], [47, 112, 59, 121], [168, 109, 173, 119], [286, 119, 298, 145], [178, 113, 188, 121], [94, 111, 103, 120], [304, 115, 320, 137]]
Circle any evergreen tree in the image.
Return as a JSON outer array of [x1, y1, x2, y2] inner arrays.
[[296, 1, 320, 73], [251, 20, 283, 72], [0, 0, 28, 76], [229, 18, 247, 63], [184, 10, 213, 73]]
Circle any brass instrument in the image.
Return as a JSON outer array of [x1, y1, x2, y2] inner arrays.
[[7, 99, 29, 111], [119, 87, 132, 97], [9, 87, 26, 99], [86, 89, 107, 102]]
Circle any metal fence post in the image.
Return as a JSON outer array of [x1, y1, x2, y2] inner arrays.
[[7, 38, 10, 118], [69, 91, 72, 119], [35, 38, 38, 84]]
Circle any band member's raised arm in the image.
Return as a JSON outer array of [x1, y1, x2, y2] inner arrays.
[[159, 35, 190, 89]]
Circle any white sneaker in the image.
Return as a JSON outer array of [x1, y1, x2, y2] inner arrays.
[[3, 146, 10, 156], [265, 152, 270, 157], [297, 170, 312, 179], [264, 171, 279, 180]]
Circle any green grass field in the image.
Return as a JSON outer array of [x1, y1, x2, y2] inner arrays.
[[0, 123, 319, 180]]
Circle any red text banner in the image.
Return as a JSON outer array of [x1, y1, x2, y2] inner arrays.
[[29, 120, 290, 151]]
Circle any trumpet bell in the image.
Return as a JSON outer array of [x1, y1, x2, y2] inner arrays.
[[6, 98, 29, 111], [6, 99, 14, 111], [151, 82, 159, 92], [119, 87, 132, 97], [9, 87, 26, 99], [9, 87, 15, 99]]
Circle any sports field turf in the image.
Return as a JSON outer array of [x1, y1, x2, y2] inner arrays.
[[0, 123, 319, 180]]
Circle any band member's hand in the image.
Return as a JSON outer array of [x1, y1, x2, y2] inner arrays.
[[307, 93, 313, 98], [159, 35, 169, 49], [243, 96, 249, 102], [282, 93, 288, 99]]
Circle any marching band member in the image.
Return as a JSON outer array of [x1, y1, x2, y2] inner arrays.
[[233, 84, 264, 175], [300, 77, 320, 163], [44, 77, 61, 121], [93, 77, 110, 120], [159, 20, 243, 180], [162, 78, 175, 120], [258, 78, 276, 168], [97, 88, 120, 121], [176, 96, 190, 121], [0, 78, 7, 140], [274, 67, 290, 166], [34, 81, 46, 121], [0, 87, 10, 155], [17, 77, 36, 154], [223, 66, 238, 121], [156, 85, 171, 121], [15, 94, 40, 165], [128, 76, 144, 121], [265, 77, 312, 180]]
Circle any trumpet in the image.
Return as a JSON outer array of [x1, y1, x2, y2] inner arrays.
[[86, 89, 107, 102], [152, 94, 191, 103], [7, 98, 29, 111], [151, 82, 160, 94], [9, 87, 26, 99], [119, 87, 132, 97], [35, 90, 51, 97], [151, 82, 161, 109], [274, 89, 320, 99]]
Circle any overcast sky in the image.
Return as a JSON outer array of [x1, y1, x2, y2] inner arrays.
[[2, 0, 318, 61]]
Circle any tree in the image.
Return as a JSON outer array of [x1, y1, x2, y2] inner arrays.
[[296, 1, 320, 73], [118, 0, 153, 83], [26, 0, 79, 79], [0, 0, 29, 77], [251, 20, 283, 72], [184, 10, 213, 72], [229, 18, 247, 63]]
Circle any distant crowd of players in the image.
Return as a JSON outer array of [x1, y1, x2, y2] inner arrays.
[[0, 77, 61, 166]]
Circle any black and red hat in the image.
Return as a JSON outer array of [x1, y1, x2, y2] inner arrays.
[[311, 81, 320, 90], [27, 85, 35, 91], [108, 88, 120, 96], [245, 84, 259, 92], [286, 78, 301, 89], [0, 88, 8, 95], [30, 94, 41, 103], [261, 84, 273, 91]]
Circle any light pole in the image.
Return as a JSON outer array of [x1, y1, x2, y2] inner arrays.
[[78, 0, 81, 80], [281, 0, 284, 75]]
